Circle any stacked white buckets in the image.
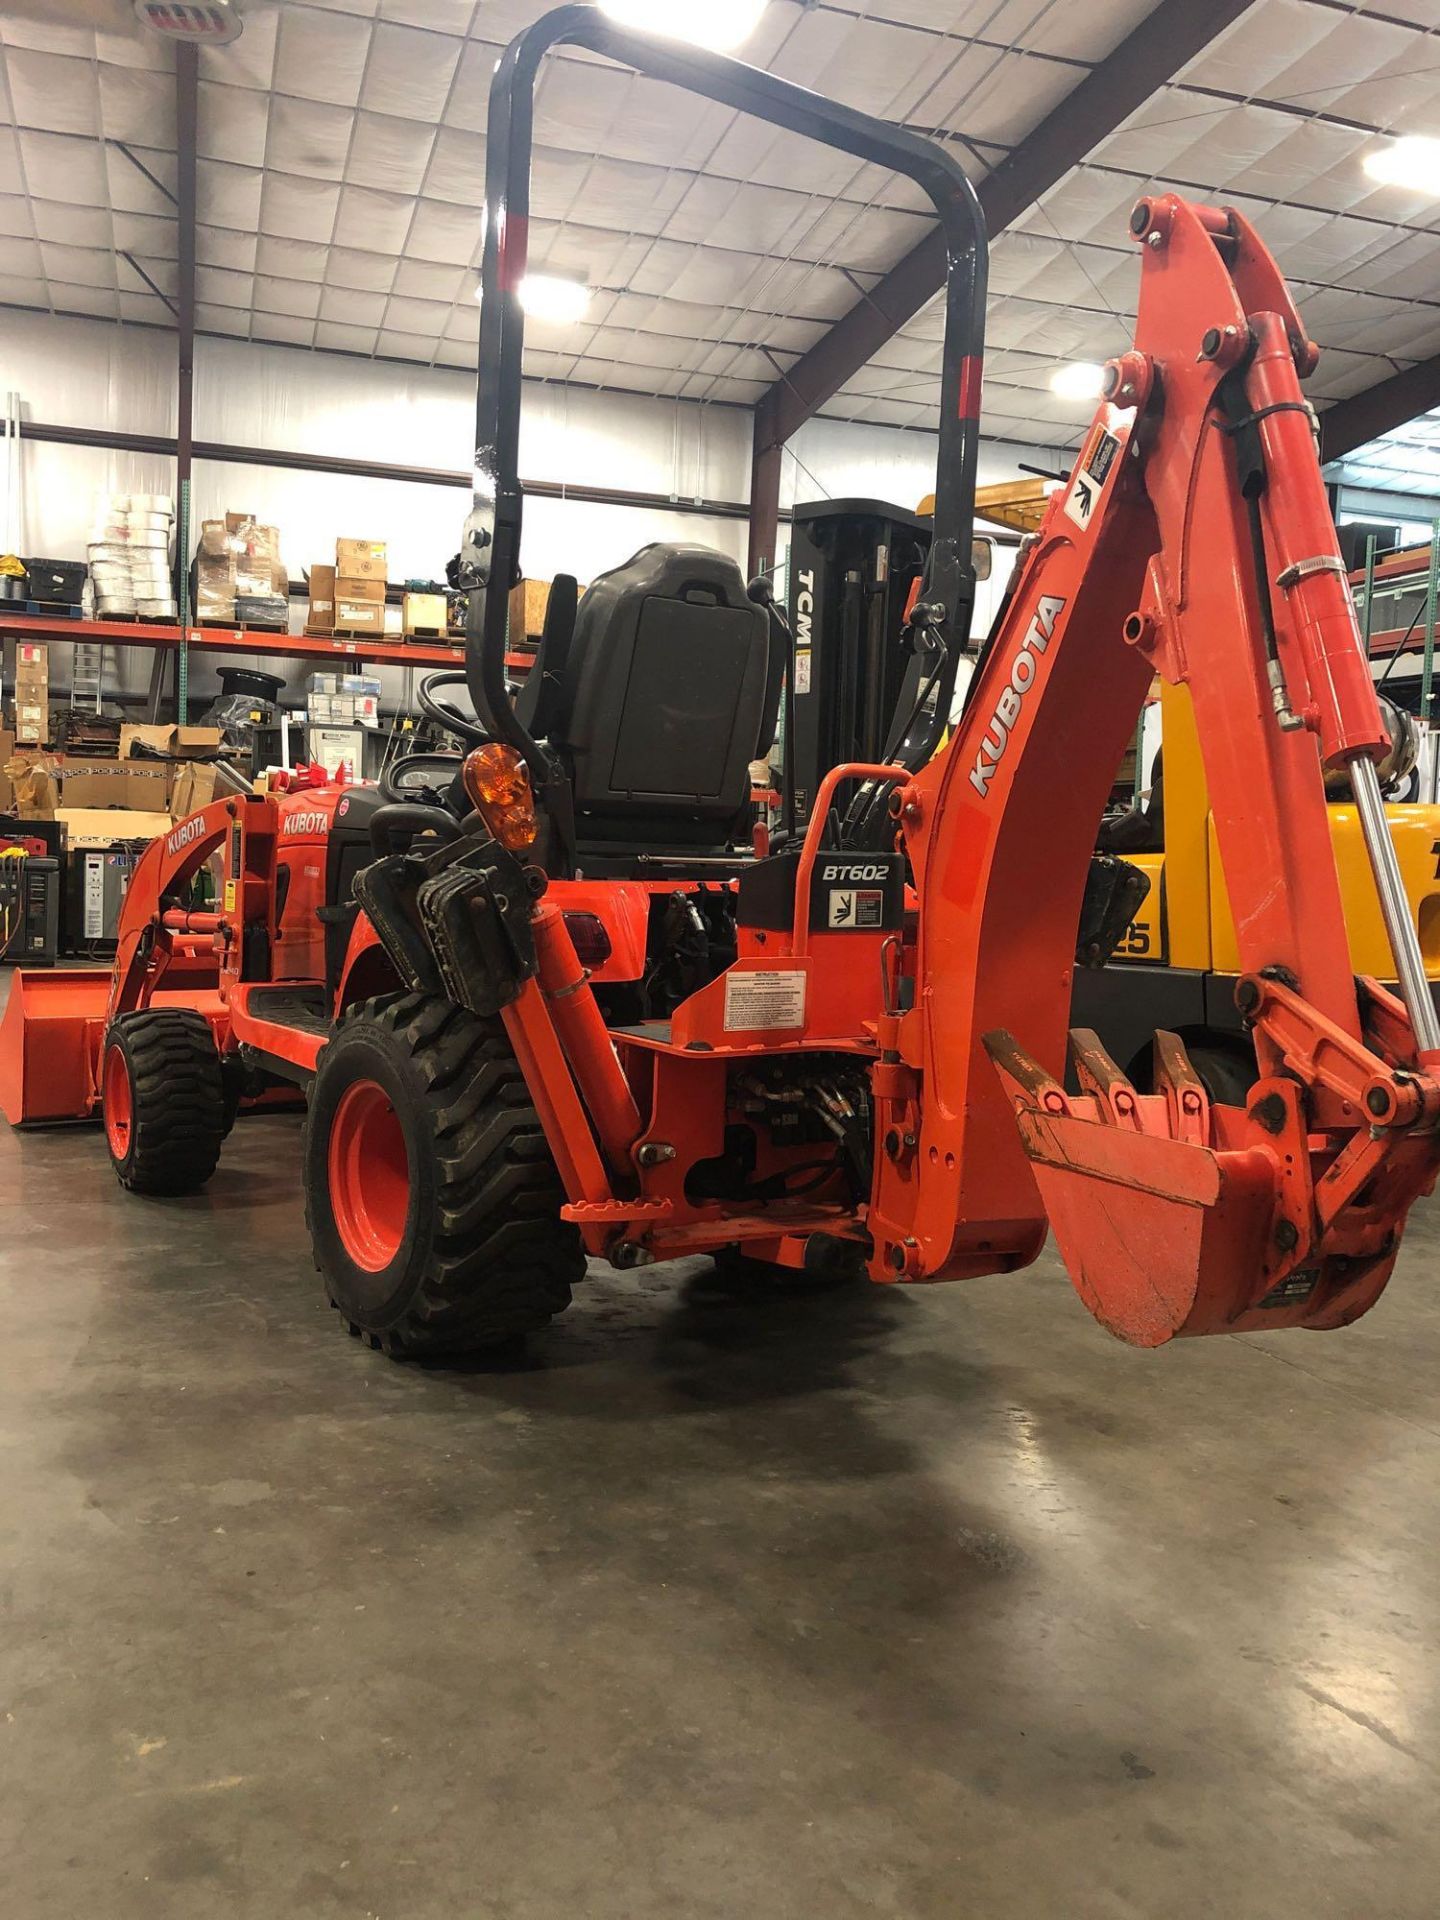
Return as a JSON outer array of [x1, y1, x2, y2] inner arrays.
[[88, 492, 177, 621]]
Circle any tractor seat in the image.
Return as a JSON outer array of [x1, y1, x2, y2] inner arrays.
[[515, 543, 782, 869]]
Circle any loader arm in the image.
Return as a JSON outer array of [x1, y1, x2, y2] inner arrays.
[[872, 194, 1440, 1341], [108, 795, 278, 1020]]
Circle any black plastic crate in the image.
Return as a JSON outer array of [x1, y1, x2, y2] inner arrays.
[[23, 557, 87, 606]]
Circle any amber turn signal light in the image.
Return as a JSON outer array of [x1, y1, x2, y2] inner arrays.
[[462, 743, 538, 853]]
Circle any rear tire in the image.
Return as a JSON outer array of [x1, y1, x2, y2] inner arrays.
[[304, 993, 583, 1358], [1186, 1041, 1259, 1108], [103, 1010, 226, 1195]]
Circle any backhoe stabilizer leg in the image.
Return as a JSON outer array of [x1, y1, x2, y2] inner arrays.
[[982, 1025, 1431, 1345]]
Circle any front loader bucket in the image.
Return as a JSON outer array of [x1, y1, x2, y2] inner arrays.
[[987, 1028, 1405, 1344], [0, 968, 111, 1124]]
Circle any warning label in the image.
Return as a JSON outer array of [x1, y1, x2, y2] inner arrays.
[[723, 969, 807, 1032], [827, 886, 885, 930], [1064, 427, 1121, 531], [794, 651, 812, 695]]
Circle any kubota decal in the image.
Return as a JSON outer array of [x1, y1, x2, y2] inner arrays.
[[164, 816, 207, 858], [968, 595, 1065, 797]]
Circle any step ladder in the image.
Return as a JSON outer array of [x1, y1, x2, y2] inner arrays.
[[70, 640, 109, 714]]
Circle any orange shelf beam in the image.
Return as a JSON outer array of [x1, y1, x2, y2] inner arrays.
[[0, 610, 467, 669]]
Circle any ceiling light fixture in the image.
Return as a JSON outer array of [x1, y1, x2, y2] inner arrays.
[[503, 273, 593, 325], [598, 0, 770, 54], [1049, 361, 1106, 403], [1363, 135, 1440, 192]]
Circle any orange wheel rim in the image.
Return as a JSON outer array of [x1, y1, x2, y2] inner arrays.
[[327, 1079, 410, 1270]]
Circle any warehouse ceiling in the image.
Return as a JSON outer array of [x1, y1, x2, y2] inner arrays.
[[2, 0, 1440, 477]]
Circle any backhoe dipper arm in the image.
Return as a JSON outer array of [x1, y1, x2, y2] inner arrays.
[[871, 194, 1440, 1345]]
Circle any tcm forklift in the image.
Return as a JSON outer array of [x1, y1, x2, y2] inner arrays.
[[5, 4, 1440, 1362], [1075, 678, 1440, 1100]]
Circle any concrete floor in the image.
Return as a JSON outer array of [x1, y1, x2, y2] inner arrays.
[[3, 1031, 1440, 1918]]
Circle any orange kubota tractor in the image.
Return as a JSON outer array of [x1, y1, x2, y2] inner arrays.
[[5, 4, 1440, 1361]]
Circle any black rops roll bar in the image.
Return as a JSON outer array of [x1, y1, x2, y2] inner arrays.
[[460, 1, 989, 824]]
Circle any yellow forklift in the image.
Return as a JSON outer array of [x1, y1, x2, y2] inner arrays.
[[1074, 675, 1440, 1097]]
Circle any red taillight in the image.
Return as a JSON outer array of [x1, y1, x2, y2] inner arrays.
[[563, 911, 612, 968]]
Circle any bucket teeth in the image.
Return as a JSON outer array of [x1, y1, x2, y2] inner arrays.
[[1151, 1030, 1211, 1145], [1067, 1027, 1142, 1130]]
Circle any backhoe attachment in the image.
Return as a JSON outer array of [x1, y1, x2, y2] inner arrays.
[[877, 193, 1440, 1343]]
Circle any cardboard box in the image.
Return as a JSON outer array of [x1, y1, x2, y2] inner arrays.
[[118, 723, 224, 765], [305, 564, 337, 635], [340, 674, 381, 696], [58, 757, 172, 811], [334, 596, 386, 636], [334, 575, 386, 603], [120, 722, 176, 761], [6, 753, 59, 818], [57, 807, 170, 848], [508, 578, 551, 641], [336, 538, 386, 578], [309, 672, 339, 696], [196, 552, 236, 621], [0, 729, 13, 812], [14, 642, 49, 743], [174, 725, 223, 758], [14, 703, 48, 747], [403, 591, 448, 636], [170, 761, 221, 820]]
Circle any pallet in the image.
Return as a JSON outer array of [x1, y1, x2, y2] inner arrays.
[[402, 626, 447, 640], [14, 600, 85, 619], [195, 617, 289, 635]]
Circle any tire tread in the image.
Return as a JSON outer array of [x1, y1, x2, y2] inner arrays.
[[107, 1009, 226, 1195], [306, 993, 582, 1356]]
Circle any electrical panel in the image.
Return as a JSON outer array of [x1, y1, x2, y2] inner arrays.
[[0, 856, 60, 966]]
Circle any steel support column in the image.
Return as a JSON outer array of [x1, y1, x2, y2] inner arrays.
[[175, 41, 198, 722]]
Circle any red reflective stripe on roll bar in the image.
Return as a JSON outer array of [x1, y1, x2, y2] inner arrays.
[[957, 356, 983, 420]]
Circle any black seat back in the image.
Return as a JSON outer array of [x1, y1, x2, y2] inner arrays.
[[542, 544, 777, 852]]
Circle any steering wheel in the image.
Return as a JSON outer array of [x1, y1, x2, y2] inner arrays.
[[379, 752, 466, 807], [418, 671, 487, 747]]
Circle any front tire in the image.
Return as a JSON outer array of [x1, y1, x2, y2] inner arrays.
[[304, 994, 583, 1357], [103, 1010, 226, 1195]]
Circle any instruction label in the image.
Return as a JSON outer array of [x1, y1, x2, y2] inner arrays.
[[794, 652, 812, 695], [723, 969, 807, 1032]]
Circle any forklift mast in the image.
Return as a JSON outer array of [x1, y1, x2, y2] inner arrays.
[[785, 500, 934, 830]]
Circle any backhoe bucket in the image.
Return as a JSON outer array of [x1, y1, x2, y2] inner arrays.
[[986, 1029, 1402, 1344], [0, 968, 111, 1124]]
